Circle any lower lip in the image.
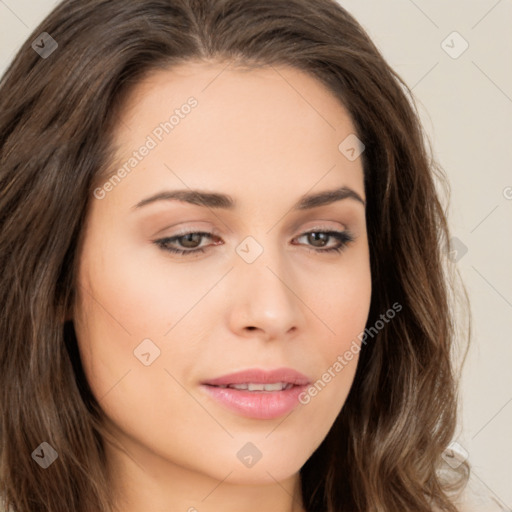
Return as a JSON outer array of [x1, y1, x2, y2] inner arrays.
[[201, 384, 308, 420]]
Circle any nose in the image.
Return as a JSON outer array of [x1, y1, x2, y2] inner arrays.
[[226, 244, 305, 341]]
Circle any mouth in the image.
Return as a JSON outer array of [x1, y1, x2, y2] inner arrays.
[[200, 368, 311, 420], [207, 382, 296, 391]]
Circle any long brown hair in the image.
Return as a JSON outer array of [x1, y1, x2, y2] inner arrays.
[[0, 0, 471, 510]]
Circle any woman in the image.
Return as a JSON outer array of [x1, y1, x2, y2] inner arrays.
[[0, 0, 503, 511]]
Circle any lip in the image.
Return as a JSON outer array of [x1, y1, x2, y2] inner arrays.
[[202, 368, 311, 387], [201, 367, 311, 420]]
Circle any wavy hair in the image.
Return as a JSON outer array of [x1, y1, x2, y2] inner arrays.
[[0, 0, 471, 510]]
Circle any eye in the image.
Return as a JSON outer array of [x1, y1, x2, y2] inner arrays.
[[154, 231, 220, 257], [153, 229, 355, 257], [293, 230, 355, 254]]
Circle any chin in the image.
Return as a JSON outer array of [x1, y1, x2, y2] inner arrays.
[[220, 463, 303, 485]]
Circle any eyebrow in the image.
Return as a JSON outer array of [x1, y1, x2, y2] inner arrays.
[[132, 186, 365, 211]]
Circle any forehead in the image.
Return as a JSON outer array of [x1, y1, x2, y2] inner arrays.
[[113, 59, 358, 149], [119, 60, 351, 123], [102, 60, 364, 210]]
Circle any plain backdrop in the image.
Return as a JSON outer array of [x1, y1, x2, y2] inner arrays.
[[1, 0, 511, 507]]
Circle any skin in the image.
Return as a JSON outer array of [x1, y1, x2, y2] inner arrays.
[[72, 60, 371, 512]]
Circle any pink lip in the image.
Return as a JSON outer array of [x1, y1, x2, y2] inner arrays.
[[202, 368, 311, 387], [201, 367, 311, 420]]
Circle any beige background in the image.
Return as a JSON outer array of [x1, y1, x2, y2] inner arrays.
[[1, 0, 511, 507]]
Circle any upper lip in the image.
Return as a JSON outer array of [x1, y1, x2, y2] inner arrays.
[[202, 367, 311, 386]]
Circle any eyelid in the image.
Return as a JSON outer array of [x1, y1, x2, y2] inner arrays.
[[156, 223, 348, 242], [153, 225, 356, 258]]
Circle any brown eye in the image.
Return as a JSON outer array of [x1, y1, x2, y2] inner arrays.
[[154, 229, 354, 258], [154, 231, 220, 256], [294, 230, 354, 254]]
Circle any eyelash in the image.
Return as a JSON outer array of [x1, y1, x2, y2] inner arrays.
[[153, 228, 355, 257]]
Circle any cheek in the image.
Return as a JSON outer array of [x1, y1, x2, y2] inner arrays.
[[83, 234, 219, 339], [299, 257, 371, 422], [72, 230, 217, 424], [72, 256, 206, 462], [308, 246, 372, 351]]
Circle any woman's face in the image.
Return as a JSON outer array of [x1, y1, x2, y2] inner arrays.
[[73, 60, 371, 496]]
